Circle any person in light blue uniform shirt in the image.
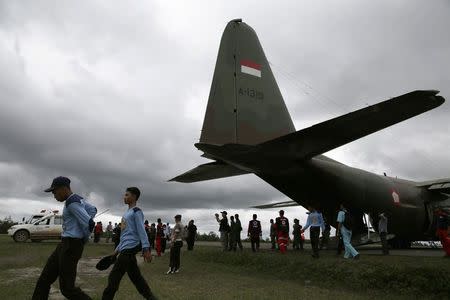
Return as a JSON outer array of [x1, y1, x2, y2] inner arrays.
[[301, 206, 325, 258], [337, 204, 360, 259], [62, 193, 97, 242], [33, 176, 96, 300], [102, 187, 157, 300]]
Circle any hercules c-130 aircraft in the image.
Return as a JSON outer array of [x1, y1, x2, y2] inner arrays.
[[171, 19, 449, 247]]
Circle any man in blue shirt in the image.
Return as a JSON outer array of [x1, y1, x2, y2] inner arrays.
[[337, 204, 360, 259], [32, 176, 96, 300], [102, 187, 156, 300], [301, 206, 325, 258]]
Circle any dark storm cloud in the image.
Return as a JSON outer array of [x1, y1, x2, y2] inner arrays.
[[0, 1, 449, 224]]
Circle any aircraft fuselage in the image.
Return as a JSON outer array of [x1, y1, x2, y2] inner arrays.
[[258, 155, 434, 241]]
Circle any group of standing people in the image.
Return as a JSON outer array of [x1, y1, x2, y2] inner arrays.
[[215, 211, 244, 252], [142, 218, 198, 255], [215, 210, 293, 254]]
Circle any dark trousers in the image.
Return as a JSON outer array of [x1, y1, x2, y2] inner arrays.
[[102, 251, 153, 300], [310, 227, 320, 257], [380, 232, 389, 255], [186, 237, 195, 250], [149, 237, 155, 250], [161, 238, 166, 253], [236, 234, 243, 250], [293, 235, 303, 250], [32, 238, 91, 300], [169, 241, 183, 270], [250, 236, 260, 252], [229, 234, 236, 251], [94, 233, 101, 243], [337, 235, 344, 255], [270, 235, 276, 249]]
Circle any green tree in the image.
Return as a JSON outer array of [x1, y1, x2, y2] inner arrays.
[[0, 216, 17, 234]]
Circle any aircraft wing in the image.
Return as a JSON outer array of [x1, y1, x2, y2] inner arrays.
[[251, 200, 299, 209], [169, 161, 250, 183], [416, 178, 450, 194], [259, 90, 445, 160]]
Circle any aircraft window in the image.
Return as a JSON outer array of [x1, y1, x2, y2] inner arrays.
[[54, 216, 63, 225]]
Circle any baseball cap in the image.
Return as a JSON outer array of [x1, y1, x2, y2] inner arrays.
[[174, 214, 182, 219], [44, 176, 71, 192], [220, 211, 227, 215], [96, 254, 117, 271]]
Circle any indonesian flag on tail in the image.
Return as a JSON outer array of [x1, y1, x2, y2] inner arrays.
[[241, 59, 261, 77]]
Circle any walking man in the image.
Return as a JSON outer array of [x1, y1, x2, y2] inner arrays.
[[336, 204, 360, 259], [275, 210, 289, 254], [32, 176, 97, 300], [378, 213, 389, 255], [301, 206, 325, 258], [106, 222, 113, 243], [215, 211, 230, 251], [234, 214, 244, 251], [102, 187, 156, 300]]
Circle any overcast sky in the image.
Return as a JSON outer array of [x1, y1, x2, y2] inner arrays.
[[0, 1, 449, 237]]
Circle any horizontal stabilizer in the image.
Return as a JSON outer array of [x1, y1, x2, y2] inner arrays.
[[260, 90, 445, 159], [417, 178, 450, 194], [251, 200, 299, 209], [169, 161, 250, 183]]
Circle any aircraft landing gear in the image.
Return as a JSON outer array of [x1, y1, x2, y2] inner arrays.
[[388, 238, 411, 249]]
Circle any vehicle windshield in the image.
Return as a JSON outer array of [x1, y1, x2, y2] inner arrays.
[[27, 215, 44, 224]]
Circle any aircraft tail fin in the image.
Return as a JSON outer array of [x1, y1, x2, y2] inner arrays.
[[200, 19, 295, 146]]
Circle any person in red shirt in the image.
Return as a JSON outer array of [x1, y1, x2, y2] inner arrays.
[[94, 222, 103, 243], [275, 210, 289, 254], [156, 218, 164, 256], [435, 208, 450, 257]]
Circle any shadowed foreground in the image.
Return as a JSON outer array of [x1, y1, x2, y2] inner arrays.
[[0, 235, 448, 299]]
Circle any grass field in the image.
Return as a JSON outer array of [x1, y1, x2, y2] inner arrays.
[[0, 235, 449, 299]]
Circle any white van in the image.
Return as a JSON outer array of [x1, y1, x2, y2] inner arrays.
[[8, 213, 63, 242]]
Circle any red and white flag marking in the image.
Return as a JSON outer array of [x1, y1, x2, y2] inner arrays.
[[391, 189, 400, 205], [241, 59, 261, 77]]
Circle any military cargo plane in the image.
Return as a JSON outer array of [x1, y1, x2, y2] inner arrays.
[[171, 19, 449, 247]]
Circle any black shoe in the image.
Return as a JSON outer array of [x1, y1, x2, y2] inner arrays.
[[146, 292, 158, 300], [353, 254, 360, 260]]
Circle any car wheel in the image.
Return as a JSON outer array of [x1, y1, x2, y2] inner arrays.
[[13, 230, 29, 242]]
